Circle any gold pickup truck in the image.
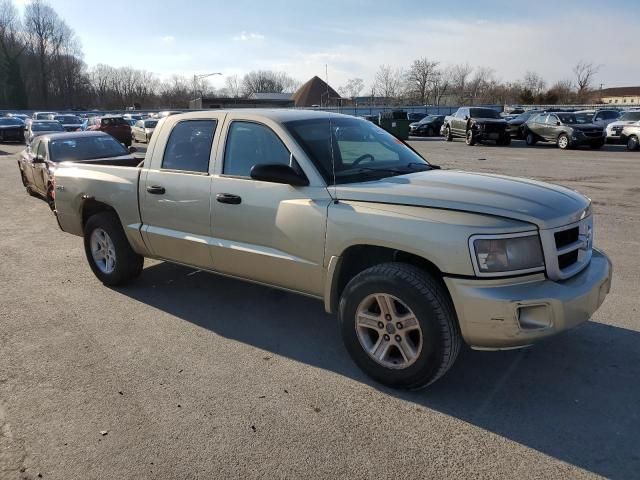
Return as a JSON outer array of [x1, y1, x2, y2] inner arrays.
[[53, 110, 612, 389]]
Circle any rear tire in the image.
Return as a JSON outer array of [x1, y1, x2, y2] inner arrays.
[[83, 212, 144, 286], [339, 263, 461, 389], [627, 135, 639, 151]]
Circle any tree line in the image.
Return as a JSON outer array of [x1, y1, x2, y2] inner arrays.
[[339, 59, 601, 106], [0, 0, 602, 110]]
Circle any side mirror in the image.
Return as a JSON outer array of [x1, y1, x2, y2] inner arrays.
[[556, 121, 561, 126], [464, 115, 469, 120], [128, 146, 137, 154], [250, 164, 309, 187]]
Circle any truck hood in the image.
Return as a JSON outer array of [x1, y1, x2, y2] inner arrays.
[[333, 170, 590, 230]]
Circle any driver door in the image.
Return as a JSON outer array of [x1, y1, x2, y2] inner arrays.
[[210, 118, 331, 296], [32, 140, 49, 194]]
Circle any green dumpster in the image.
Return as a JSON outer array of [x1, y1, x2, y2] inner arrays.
[[378, 110, 410, 140]]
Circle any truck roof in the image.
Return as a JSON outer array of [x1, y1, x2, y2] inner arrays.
[[171, 109, 357, 123], [35, 131, 109, 142]]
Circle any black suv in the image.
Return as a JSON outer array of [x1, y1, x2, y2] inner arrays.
[[442, 107, 510, 145], [523, 112, 605, 150], [409, 115, 445, 137]]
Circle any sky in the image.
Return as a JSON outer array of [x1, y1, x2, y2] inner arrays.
[[12, 0, 640, 91]]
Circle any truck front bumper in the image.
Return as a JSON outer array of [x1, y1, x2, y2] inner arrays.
[[444, 249, 612, 349]]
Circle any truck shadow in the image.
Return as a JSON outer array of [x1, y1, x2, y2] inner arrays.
[[117, 261, 639, 479]]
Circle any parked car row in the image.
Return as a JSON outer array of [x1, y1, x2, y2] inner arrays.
[[431, 106, 640, 151]]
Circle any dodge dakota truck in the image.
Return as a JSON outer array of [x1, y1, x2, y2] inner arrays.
[[53, 110, 612, 389]]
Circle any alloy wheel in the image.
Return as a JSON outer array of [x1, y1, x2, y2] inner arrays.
[[90, 228, 116, 274], [355, 293, 423, 369]]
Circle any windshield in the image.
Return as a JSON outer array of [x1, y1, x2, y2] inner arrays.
[[49, 135, 128, 162], [514, 111, 537, 121], [0, 118, 23, 126], [285, 117, 432, 185], [32, 122, 64, 131], [419, 116, 436, 123], [34, 113, 55, 120], [54, 115, 82, 124], [620, 112, 640, 122], [469, 108, 501, 119], [571, 113, 594, 124], [144, 120, 158, 128]]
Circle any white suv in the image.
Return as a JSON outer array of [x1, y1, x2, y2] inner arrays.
[[606, 110, 640, 143]]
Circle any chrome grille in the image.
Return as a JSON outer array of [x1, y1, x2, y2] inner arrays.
[[540, 216, 593, 281]]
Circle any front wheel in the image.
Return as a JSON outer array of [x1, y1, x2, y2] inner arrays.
[[444, 126, 453, 141], [465, 129, 476, 146], [83, 212, 144, 286], [525, 131, 537, 146], [557, 133, 570, 149], [627, 135, 639, 151], [339, 263, 461, 389]]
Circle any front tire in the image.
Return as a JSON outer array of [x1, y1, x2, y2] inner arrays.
[[339, 263, 461, 389], [83, 212, 144, 286], [465, 129, 476, 146], [525, 131, 537, 146], [627, 135, 639, 151], [444, 126, 453, 141], [557, 133, 570, 150]]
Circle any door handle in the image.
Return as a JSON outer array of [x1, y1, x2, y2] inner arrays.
[[146, 185, 165, 195], [216, 193, 242, 205]]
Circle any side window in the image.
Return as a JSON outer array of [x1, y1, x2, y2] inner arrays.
[[162, 120, 216, 173], [37, 141, 47, 160], [547, 115, 558, 124], [135, 120, 143, 128], [223, 121, 290, 177]]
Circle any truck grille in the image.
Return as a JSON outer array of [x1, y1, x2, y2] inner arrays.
[[582, 129, 603, 138], [482, 123, 504, 134], [540, 215, 593, 281]]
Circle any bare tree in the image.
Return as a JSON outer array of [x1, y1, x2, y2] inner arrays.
[[224, 74, 242, 98], [0, 0, 27, 107], [373, 65, 403, 102], [338, 77, 364, 100], [405, 58, 439, 104], [431, 67, 451, 106], [23, 0, 70, 107], [468, 66, 495, 103], [522, 71, 546, 97], [573, 60, 600, 100], [450, 63, 473, 104], [241, 70, 298, 96]]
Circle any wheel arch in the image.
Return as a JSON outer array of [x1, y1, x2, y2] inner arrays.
[[325, 244, 449, 314]]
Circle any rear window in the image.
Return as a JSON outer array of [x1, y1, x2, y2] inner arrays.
[[31, 122, 64, 131], [101, 117, 128, 126], [49, 135, 127, 162], [620, 112, 640, 121], [144, 120, 158, 128], [54, 115, 82, 123], [162, 120, 216, 172]]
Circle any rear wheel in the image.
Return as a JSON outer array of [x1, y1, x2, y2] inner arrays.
[[627, 135, 639, 151], [557, 133, 570, 150], [339, 263, 461, 389], [83, 212, 144, 286]]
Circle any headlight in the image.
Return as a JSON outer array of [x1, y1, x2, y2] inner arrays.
[[469, 233, 545, 276]]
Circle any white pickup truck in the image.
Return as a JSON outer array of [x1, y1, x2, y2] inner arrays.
[[53, 110, 612, 389]]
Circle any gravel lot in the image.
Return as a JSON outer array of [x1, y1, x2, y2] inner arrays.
[[1, 137, 638, 480]]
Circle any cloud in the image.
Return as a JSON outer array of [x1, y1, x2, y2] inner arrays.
[[160, 35, 175, 44], [233, 31, 265, 41]]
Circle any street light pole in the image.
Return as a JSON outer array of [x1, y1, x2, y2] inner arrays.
[[192, 72, 222, 100]]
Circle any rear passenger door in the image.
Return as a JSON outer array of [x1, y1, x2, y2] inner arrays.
[[139, 116, 221, 269]]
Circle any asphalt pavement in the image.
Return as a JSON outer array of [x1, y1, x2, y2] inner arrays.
[[1, 137, 638, 480]]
